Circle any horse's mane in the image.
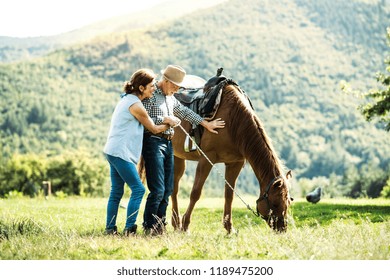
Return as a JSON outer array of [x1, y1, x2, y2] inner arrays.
[[224, 85, 284, 180]]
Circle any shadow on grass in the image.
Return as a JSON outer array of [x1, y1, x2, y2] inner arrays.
[[194, 201, 390, 229], [289, 202, 390, 227]]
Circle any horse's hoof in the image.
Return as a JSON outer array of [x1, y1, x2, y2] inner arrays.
[[180, 226, 190, 233], [226, 228, 239, 236], [172, 223, 182, 231]]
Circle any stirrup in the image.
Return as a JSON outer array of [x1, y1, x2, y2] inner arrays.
[[184, 135, 197, 152]]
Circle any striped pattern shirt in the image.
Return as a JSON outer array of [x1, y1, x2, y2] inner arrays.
[[142, 84, 203, 135]]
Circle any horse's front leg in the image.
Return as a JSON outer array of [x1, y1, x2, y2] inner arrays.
[[181, 158, 213, 232], [171, 156, 185, 230], [223, 161, 245, 234]]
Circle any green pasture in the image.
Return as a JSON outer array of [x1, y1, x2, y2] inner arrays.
[[0, 196, 389, 260]]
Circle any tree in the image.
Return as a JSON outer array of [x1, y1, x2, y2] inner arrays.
[[358, 27, 390, 131]]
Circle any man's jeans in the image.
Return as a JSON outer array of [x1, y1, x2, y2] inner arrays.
[[142, 135, 174, 229], [105, 154, 145, 230]]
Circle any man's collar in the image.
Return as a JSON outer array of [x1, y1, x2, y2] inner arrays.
[[155, 83, 168, 96], [155, 83, 165, 96]]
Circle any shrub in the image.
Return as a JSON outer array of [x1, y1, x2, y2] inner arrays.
[[380, 179, 390, 198], [0, 151, 108, 197], [5, 190, 24, 199], [0, 154, 46, 197]]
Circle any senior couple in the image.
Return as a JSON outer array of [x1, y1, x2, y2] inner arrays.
[[103, 65, 225, 236]]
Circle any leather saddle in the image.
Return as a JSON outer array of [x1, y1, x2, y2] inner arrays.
[[175, 68, 251, 152], [175, 68, 228, 118]]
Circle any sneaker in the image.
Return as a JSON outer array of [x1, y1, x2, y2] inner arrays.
[[123, 225, 137, 236], [104, 226, 118, 235]]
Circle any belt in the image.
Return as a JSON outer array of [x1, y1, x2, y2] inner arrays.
[[145, 132, 173, 141]]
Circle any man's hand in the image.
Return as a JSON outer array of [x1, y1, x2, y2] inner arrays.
[[163, 116, 181, 127], [201, 118, 225, 134]]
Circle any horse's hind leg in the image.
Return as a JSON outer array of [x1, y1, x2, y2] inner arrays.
[[223, 161, 245, 234], [171, 156, 185, 230], [182, 158, 213, 232]]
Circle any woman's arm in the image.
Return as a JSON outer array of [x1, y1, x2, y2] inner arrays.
[[129, 103, 169, 134]]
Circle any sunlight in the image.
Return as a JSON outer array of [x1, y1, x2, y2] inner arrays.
[[0, 0, 168, 37]]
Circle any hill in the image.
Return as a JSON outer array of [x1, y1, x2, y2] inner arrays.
[[0, 0, 389, 197]]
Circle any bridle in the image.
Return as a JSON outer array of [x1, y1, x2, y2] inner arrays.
[[256, 175, 283, 220]]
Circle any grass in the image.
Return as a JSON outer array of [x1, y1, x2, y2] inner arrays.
[[0, 196, 389, 260]]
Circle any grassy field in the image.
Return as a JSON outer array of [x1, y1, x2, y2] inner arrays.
[[0, 196, 389, 260]]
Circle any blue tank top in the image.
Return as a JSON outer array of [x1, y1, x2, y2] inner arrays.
[[103, 94, 144, 164]]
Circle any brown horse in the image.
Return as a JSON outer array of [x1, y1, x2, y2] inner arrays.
[[171, 82, 293, 233]]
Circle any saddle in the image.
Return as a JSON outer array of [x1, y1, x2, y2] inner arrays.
[[175, 68, 252, 152], [175, 82, 205, 152]]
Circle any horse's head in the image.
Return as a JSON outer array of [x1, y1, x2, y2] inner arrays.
[[256, 170, 294, 232]]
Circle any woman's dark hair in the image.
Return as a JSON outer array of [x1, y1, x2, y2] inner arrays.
[[123, 69, 156, 94]]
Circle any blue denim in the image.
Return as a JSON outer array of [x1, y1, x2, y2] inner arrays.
[[105, 154, 146, 231], [142, 136, 174, 229]]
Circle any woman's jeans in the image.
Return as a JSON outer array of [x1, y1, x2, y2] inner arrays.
[[142, 136, 174, 229], [105, 154, 145, 230]]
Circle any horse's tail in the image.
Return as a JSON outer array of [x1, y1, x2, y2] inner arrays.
[[137, 156, 146, 184]]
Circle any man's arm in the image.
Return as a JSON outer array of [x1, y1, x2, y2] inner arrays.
[[141, 96, 165, 125], [173, 99, 203, 125], [173, 98, 225, 134]]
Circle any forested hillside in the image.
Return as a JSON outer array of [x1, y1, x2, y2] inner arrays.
[[0, 0, 389, 198]]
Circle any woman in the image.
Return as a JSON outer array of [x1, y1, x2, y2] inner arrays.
[[103, 69, 175, 236]]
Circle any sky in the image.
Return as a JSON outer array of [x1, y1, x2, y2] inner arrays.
[[0, 0, 168, 38]]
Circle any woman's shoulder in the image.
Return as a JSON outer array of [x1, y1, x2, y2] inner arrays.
[[122, 94, 141, 104]]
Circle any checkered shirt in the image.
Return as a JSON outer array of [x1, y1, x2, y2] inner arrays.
[[142, 84, 203, 135]]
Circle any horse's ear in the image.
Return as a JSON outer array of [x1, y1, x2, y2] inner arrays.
[[286, 170, 292, 179]]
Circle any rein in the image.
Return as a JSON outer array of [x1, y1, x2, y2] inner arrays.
[[177, 123, 282, 218]]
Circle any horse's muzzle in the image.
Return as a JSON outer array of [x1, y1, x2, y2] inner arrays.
[[268, 216, 287, 233]]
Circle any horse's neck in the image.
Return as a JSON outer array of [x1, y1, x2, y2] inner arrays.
[[235, 111, 283, 191], [223, 85, 283, 191], [247, 157, 282, 192]]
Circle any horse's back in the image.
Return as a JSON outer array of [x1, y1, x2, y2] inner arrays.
[[173, 88, 244, 163]]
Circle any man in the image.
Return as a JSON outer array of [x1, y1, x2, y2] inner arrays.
[[141, 65, 225, 234]]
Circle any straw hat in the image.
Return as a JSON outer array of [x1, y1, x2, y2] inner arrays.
[[161, 65, 186, 86]]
